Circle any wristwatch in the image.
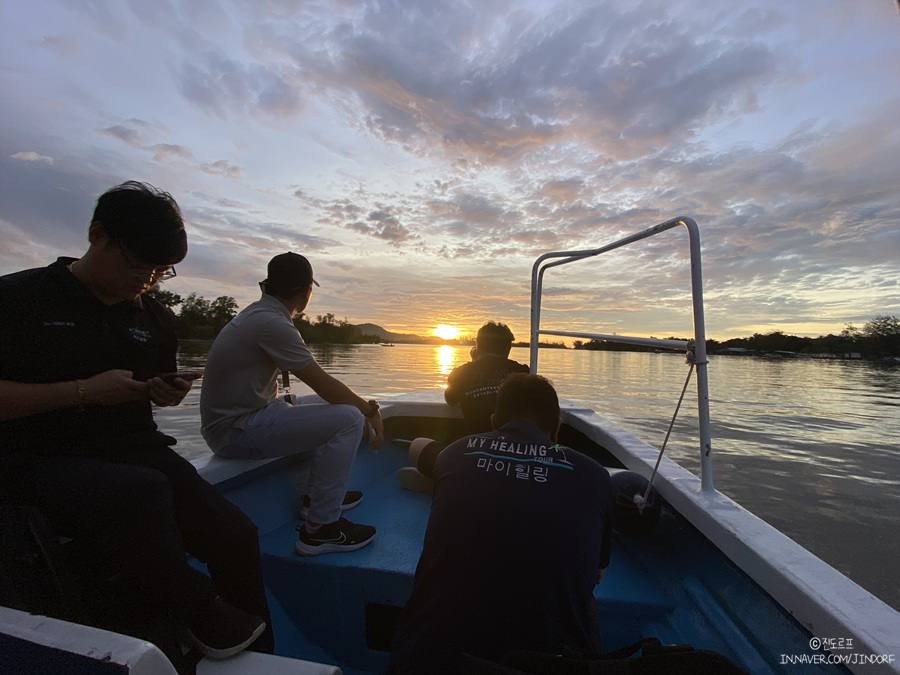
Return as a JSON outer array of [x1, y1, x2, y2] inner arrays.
[[364, 399, 380, 417]]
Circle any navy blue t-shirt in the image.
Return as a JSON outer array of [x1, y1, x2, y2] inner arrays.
[[387, 420, 613, 674]]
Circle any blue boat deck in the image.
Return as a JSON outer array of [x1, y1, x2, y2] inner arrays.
[[213, 425, 848, 675]]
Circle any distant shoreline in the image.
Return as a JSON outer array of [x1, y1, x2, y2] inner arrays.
[[160, 288, 897, 360], [178, 337, 898, 364]]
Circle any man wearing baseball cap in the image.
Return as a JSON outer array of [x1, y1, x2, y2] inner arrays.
[[200, 253, 382, 555]]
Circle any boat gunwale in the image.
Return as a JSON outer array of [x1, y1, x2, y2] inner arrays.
[[559, 404, 900, 671]]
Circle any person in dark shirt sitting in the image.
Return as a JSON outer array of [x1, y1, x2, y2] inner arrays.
[[387, 373, 613, 674], [0, 181, 270, 660], [396, 321, 529, 492]]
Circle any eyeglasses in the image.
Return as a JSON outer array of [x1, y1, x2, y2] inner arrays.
[[115, 241, 177, 283]]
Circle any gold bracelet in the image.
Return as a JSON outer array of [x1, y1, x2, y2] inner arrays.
[[75, 379, 86, 412]]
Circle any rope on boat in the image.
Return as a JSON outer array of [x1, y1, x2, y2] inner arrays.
[[635, 342, 696, 514]]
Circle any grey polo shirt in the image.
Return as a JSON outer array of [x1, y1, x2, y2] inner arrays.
[[199, 293, 314, 450]]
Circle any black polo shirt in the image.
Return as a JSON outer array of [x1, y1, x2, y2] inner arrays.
[[0, 258, 177, 456]]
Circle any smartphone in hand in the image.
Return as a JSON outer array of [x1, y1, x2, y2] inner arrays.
[[158, 371, 203, 384]]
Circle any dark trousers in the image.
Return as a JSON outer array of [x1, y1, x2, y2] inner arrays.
[[416, 439, 447, 478], [1, 445, 274, 652]]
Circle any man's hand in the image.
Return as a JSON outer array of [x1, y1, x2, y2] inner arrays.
[[146, 372, 196, 407], [82, 369, 149, 405], [366, 411, 385, 452]]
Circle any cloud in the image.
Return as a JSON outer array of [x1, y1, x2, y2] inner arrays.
[[200, 159, 244, 181], [262, 2, 785, 166], [341, 208, 414, 244], [176, 48, 306, 121], [98, 123, 149, 147], [150, 144, 195, 163], [364, 209, 413, 243], [159, 2, 790, 180], [10, 152, 54, 165], [38, 34, 81, 59]]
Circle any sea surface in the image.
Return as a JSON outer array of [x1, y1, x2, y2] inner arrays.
[[156, 342, 900, 612]]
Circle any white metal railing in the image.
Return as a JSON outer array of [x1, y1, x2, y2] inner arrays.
[[529, 216, 714, 491]]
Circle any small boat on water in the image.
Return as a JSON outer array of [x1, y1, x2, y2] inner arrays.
[[3, 218, 899, 674]]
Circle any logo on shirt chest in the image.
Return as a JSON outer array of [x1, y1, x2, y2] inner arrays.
[[129, 327, 153, 343]]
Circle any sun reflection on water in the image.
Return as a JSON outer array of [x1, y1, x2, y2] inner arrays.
[[436, 345, 457, 376]]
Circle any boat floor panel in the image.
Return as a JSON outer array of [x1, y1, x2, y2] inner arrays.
[[253, 438, 690, 673]]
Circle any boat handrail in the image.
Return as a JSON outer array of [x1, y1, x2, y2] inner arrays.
[[529, 216, 714, 491]]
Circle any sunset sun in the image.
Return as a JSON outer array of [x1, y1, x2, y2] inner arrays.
[[432, 324, 459, 340]]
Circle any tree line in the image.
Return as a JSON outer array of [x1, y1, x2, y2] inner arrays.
[[574, 315, 900, 360], [292, 312, 382, 344], [148, 290, 381, 343]]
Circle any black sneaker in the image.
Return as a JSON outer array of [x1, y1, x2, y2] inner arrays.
[[183, 596, 266, 660], [297, 490, 363, 520], [295, 517, 376, 556]]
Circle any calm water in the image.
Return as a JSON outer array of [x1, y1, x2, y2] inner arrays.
[[157, 342, 900, 612]]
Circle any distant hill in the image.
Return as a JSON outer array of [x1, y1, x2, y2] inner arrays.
[[357, 323, 431, 344]]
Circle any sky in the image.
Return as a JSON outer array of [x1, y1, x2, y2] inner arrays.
[[1, 0, 899, 343]]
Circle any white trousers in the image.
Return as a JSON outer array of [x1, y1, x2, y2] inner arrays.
[[218, 396, 364, 525]]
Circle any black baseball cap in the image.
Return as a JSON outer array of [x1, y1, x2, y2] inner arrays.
[[260, 252, 319, 296]]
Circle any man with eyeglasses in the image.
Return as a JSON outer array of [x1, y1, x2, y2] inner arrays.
[[0, 181, 271, 663]]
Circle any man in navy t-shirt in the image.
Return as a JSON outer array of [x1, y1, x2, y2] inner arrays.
[[397, 321, 529, 492], [387, 373, 613, 674]]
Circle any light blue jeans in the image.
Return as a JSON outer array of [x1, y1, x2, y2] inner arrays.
[[217, 395, 364, 525]]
